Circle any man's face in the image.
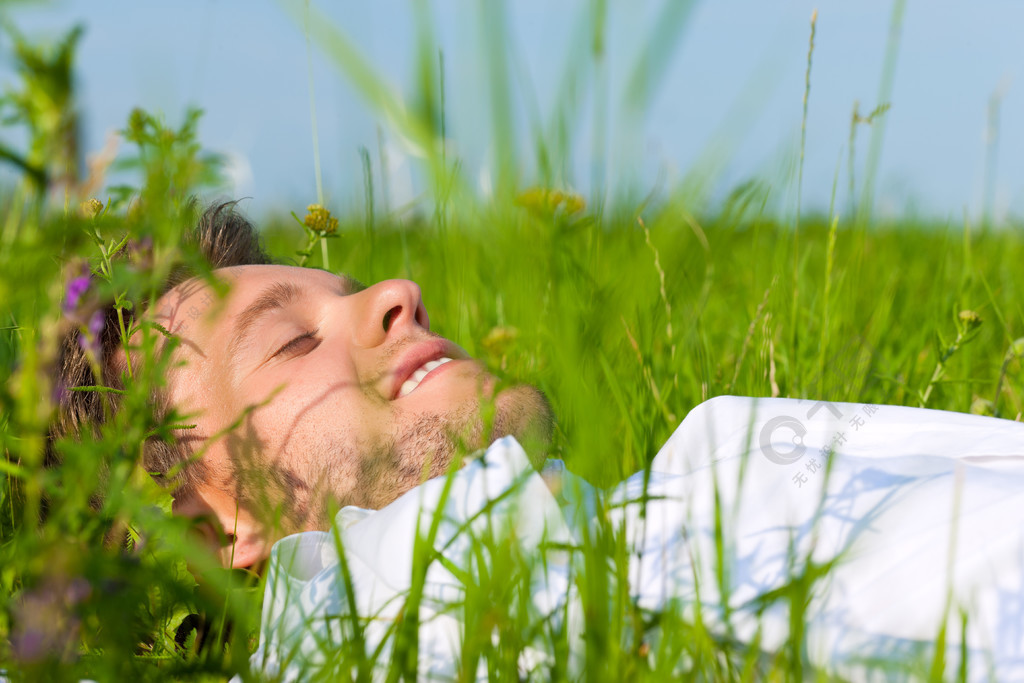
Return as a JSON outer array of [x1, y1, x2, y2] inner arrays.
[[155, 264, 551, 538]]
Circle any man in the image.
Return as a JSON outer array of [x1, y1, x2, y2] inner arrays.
[[54, 204, 1024, 680], [152, 255, 553, 570], [53, 203, 553, 567]]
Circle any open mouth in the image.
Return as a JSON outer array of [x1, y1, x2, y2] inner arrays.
[[398, 356, 454, 398]]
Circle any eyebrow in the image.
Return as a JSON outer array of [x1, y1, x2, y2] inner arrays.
[[226, 281, 302, 364]]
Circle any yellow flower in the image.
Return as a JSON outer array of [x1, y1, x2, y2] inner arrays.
[[303, 204, 338, 235], [515, 188, 585, 218], [481, 325, 519, 371], [562, 194, 585, 215], [79, 198, 103, 220], [970, 396, 994, 416], [482, 326, 519, 356], [958, 309, 982, 331]]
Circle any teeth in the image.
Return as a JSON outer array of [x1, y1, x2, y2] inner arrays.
[[398, 357, 453, 398], [399, 378, 418, 398]]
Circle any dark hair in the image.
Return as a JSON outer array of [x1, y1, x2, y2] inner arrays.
[[48, 201, 274, 501]]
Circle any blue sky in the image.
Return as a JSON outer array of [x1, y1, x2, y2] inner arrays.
[[5, 1, 1023, 222]]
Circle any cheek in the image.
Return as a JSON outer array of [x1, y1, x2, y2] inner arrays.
[[168, 362, 231, 437], [251, 375, 385, 450]]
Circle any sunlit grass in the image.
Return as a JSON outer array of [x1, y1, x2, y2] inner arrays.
[[2, 4, 1023, 681]]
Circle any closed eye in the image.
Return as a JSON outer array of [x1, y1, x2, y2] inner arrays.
[[272, 330, 321, 358]]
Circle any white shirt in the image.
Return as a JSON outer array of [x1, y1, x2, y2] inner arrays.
[[250, 396, 1024, 681]]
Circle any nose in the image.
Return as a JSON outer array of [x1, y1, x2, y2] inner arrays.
[[352, 279, 429, 347]]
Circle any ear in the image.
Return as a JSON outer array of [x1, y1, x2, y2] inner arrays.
[[173, 485, 273, 569]]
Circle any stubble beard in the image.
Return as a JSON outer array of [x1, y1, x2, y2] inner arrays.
[[316, 383, 554, 522]]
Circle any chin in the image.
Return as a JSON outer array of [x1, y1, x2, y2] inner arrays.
[[490, 384, 554, 468]]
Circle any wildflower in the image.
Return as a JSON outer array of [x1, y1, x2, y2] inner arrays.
[[970, 397, 995, 416], [562, 193, 585, 215], [63, 273, 91, 315], [78, 309, 105, 360], [11, 576, 90, 663], [87, 309, 105, 338], [51, 378, 69, 405], [79, 198, 103, 219], [515, 187, 585, 218], [126, 107, 149, 142], [127, 235, 152, 255], [126, 235, 154, 270], [482, 326, 519, 357], [482, 326, 519, 370], [958, 309, 982, 332], [304, 204, 338, 235]]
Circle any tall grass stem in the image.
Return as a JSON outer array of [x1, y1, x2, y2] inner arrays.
[[859, 0, 906, 226], [792, 8, 817, 392]]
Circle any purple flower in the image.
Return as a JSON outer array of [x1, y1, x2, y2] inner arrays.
[[78, 309, 105, 360], [51, 378, 69, 405], [10, 576, 89, 663], [128, 235, 153, 254], [63, 275, 91, 315], [87, 309, 104, 338], [127, 236, 154, 269]]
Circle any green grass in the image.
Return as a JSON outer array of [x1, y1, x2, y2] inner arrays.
[[2, 5, 1024, 681]]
